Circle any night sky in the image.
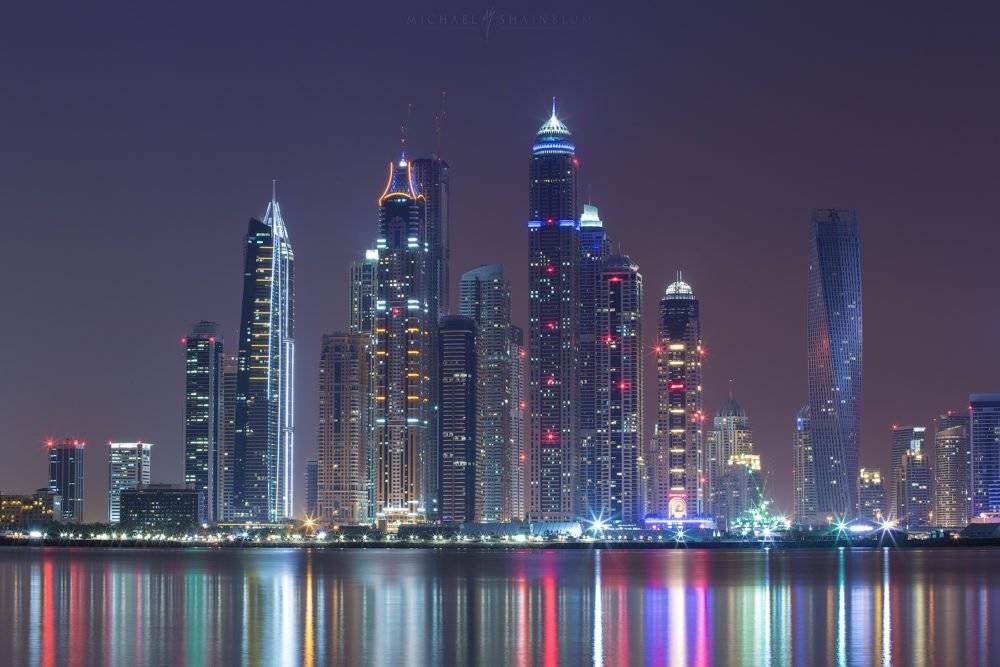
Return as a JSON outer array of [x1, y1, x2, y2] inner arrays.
[[3, 3, 998, 521]]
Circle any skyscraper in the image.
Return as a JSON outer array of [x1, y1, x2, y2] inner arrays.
[[509, 325, 527, 521], [577, 203, 609, 517], [934, 411, 971, 528], [47, 438, 85, 523], [714, 454, 762, 531], [707, 389, 753, 517], [792, 405, 818, 524], [108, 442, 152, 524], [592, 254, 643, 524], [807, 208, 862, 520], [459, 264, 512, 522], [527, 101, 579, 522], [970, 394, 1000, 517], [218, 354, 237, 519], [317, 333, 370, 524], [890, 426, 926, 521], [350, 249, 379, 336], [651, 274, 704, 519], [305, 458, 318, 518], [372, 153, 430, 526], [231, 188, 295, 523], [858, 468, 885, 521], [438, 315, 477, 523], [899, 444, 932, 530], [183, 321, 223, 522]]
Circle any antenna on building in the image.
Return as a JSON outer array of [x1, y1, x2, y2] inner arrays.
[[435, 91, 447, 158], [587, 183, 593, 205], [272, 178, 277, 205], [400, 103, 412, 161]]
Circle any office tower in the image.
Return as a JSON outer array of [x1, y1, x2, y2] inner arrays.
[[232, 188, 295, 524], [318, 333, 370, 524], [890, 426, 926, 520], [438, 316, 477, 523], [970, 394, 1000, 517], [527, 100, 580, 522], [305, 458, 318, 517], [858, 468, 885, 521], [218, 354, 238, 519], [183, 321, 223, 522], [509, 325, 527, 521], [592, 255, 643, 524], [807, 208, 862, 519], [792, 405, 818, 524], [714, 454, 762, 531], [459, 264, 512, 522], [577, 204, 610, 517], [707, 389, 753, 516], [651, 273, 704, 519], [934, 411, 971, 528], [47, 438, 85, 523], [350, 249, 379, 336], [898, 442, 932, 530], [372, 153, 430, 526], [108, 442, 152, 524], [120, 485, 201, 532]]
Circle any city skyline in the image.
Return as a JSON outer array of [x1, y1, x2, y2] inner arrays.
[[5, 5, 1000, 522]]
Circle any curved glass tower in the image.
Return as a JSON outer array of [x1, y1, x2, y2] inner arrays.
[[807, 208, 862, 520]]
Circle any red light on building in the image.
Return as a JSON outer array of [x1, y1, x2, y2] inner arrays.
[[572, 158, 579, 167], [546, 375, 557, 385], [391, 306, 402, 317], [546, 217, 554, 225], [545, 432, 556, 442], [617, 380, 629, 390], [669, 382, 685, 391], [545, 321, 556, 330], [653, 346, 663, 354], [180, 337, 187, 344], [519, 401, 526, 410], [519, 350, 527, 358], [208, 337, 215, 343]]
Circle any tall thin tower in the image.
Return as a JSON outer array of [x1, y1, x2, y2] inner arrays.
[[527, 100, 580, 521], [183, 320, 223, 522], [807, 208, 862, 520], [231, 187, 295, 523]]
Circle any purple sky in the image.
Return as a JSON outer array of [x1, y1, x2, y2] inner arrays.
[[2, 3, 998, 521]]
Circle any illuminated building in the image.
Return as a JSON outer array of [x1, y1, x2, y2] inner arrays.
[[792, 405, 818, 524], [527, 100, 579, 522], [706, 389, 753, 517], [890, 426, 925, 520], [305, 458, 318, 517], [898, 438, 932, 530], [48, 438, 85, 523], [120, 485, 200, 532], [231, 187, 295, 523], [509, 325, 527, 521], [372, 152, 430, 526], [577, 203, 610, 517], [438, 316, 477, 523], [807, 209, 862, 519], [108, 442, 152, 523], [970, 394, 1000, 516], [934, 411, 971, 528], [218, 354, 237, 518], [459, 264, 512, 522], [0, 490, 60, 529], [183, 320, 223, 522], [858, 468, 885, 521], [650, 273, 704, 519], [318, 333, 370, 524], [713, 454, 762, 531], [350, 249, 379, 336], [592, 254, 643, 524]]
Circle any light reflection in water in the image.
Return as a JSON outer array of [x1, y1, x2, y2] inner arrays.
[[2, 546, 1000, 665]]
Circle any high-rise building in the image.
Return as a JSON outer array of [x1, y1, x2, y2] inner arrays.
[[438, 316, 477, 523], [806, 209, 862, 520], [934, 411, 971, 528], [47, 438, 85, 523], [231, 189, 295, 524], [509, 325, 527, 521], [792, 405, 818, 524], [714, 454, 762, 531], [372, 154, 430, 526], [527, 101, 579, 522], [707, 389, 753, 517], [120, 485, 201, 532], [183, 321, 223, 522], [305, 458, 318, 518], [970, 394, 1000, 517], [218, 354, 237, 518], [459, 264, 512, 522], [350, 249, 379, 336], [898, 443, 932, 530], [108, 442, 152, 524], [890, 426, 926, 521], [650, 274, 704, 519], [858, 468, 885, 522], [577, 203, 610, 517], [592, 254, 643, 524], [317, 333, 370, 524]]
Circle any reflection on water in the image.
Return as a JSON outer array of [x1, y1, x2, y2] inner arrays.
[[3, 546, 1000, 665]]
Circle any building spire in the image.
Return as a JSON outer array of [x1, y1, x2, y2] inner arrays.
[[551, 96, 557, 118], [272, 178, 277, 206], [435, 91, 447, 158], [400, 103, 412, 163]]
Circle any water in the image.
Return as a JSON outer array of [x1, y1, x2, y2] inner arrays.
[[1, 546, 998, 665]]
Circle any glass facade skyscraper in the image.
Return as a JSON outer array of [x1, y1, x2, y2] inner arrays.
[[350, 249, 378, 337], [108, 442, 152, 524], [527, 102, 579, 522], [707, 391, 753, 517], [934, 411, 971, 528], [231, 190, 295, 523], [807, 208, 862, 520], [438, 315, 477, 524], [47, 438, 85, 523], [970, 394, 1000, 517], [183, 320, 223, 522], [890, 425, 925, 521], [858, 467, 885, 521], [792, 405, 818, 524], [509, 325, 527, 521]]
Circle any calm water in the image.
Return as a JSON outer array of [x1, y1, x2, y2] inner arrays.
[[1, 546, 998, 666]]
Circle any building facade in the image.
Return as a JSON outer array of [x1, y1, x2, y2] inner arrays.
[[934, 411, 971, 528], [183, 321, 223, 522], [707, 391, 753, 517], [108, 442, 152, 524], [509, 325, 527, 521], [714, 454, 762, 531], [47, 438, 85, 523], [218, 354, 238, 518], [899, 446, 932, 530], [120, 485, 200, 532], [858, 468, 885, 522], [970, 395, 1000, 517], [806, 208, 862, 520], [305, 458, 318, 518], [231, 191, 295, 523], [438, 316, 477, 523], [890, 426, 926, 521], [350, 249, 379, 337], [792, 405, 818, 524]]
